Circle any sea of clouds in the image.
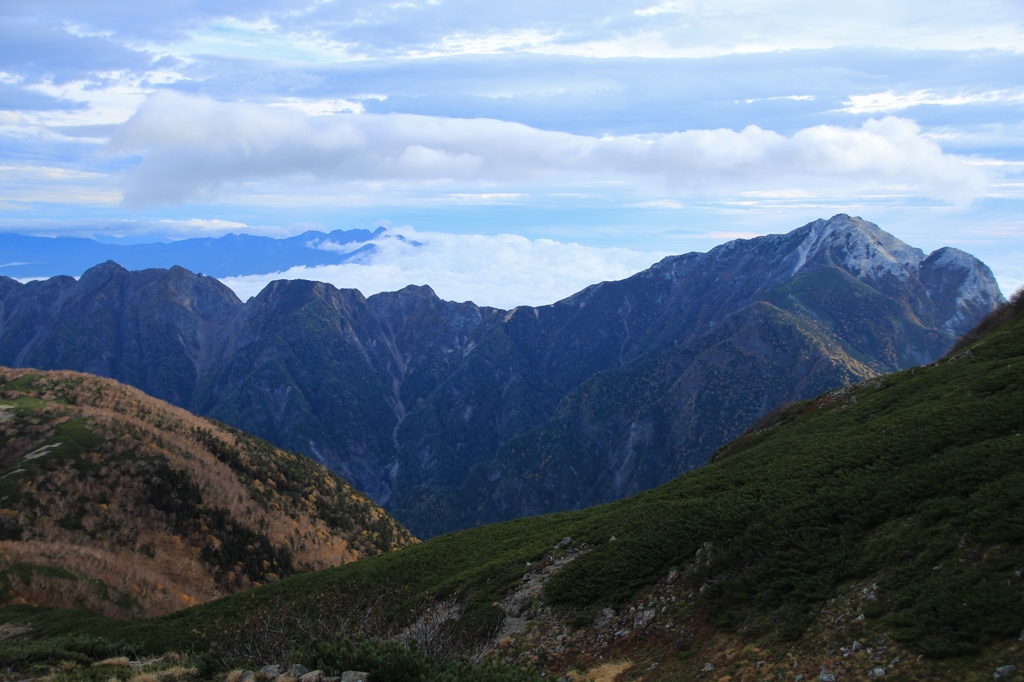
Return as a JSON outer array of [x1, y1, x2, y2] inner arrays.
[[219, 228, 670, 308]]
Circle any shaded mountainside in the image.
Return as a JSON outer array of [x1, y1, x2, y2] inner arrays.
[[0, 368, 413, 618], [0, 215, 1004, 537], [5, 285, 1023, 682]]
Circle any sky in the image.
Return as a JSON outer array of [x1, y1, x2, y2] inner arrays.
[[2, 0, 1024, 305]]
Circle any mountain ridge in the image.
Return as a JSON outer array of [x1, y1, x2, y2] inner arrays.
[[0, 215, 1004, 536]]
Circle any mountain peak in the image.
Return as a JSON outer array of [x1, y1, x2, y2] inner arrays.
[[789, 214, 925, 280]]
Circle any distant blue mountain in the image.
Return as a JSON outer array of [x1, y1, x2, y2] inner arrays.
[[0, 227, 390, 279]]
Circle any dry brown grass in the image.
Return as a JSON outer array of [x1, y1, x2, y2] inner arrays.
[[128, 674, 159, 682], [0, 539, 218, 617], [93, 657, 131, 668], [568, 661, 631, 682], [153, 666, 199, 680]]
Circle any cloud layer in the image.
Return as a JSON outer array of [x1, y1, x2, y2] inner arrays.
[[111, 92, 987, 206], [220, 229, 669, 309], [5, 0, 1023, 57]]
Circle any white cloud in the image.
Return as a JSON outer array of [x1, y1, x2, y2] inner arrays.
[[110, 91, 988, 206], [0, 69, 188, 138], [219, 229, 669, 308], [745, 95, 815, 103], [632, 200, 685, 209], [9, 0, 1024, 61], [843, 89, 1024, 114], [269, 98, 367, 115]]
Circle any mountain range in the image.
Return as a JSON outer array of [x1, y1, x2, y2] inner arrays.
[[0, 215, 1005, 537], [7, 273, 1022, 682], [0, 227, 393, 280]]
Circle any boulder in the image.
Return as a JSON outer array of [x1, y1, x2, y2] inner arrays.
[[340, 673, 370, 682], [260, 665, 284, 680]]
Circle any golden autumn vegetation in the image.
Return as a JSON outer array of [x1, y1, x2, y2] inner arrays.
[[0, 367, 414, 618]]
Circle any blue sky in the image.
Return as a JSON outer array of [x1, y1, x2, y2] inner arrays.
[[1, 0, 1023, 305]]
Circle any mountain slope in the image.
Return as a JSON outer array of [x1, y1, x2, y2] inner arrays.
[[0, 367, 413, 618], [5, 287, 1022, 682], [0, 215, 1004, 537]]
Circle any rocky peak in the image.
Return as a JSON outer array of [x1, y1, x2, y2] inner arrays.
[[76, 260, 130, 290], [919, 246, 1004, 335], [788, 214, 925, 281]]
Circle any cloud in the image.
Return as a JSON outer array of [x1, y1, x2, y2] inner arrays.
[[219, 229, 669, 308], [110, 91, 988, 206], [0, 20, 157, 82], [7, 1, 1024, 81], [0, 216, 302, 240], [843, 89, 1024, 114], [191, 0, 1024, 59]]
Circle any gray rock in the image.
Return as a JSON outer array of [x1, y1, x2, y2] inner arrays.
[[700, 662, 714, 673], [298, 671, 323, 682], [851, 640, 862, 652], [634, 609, 655, 628], [868, 668, 886, 679], [239, 672, 255, 682], [554, 536, 572, 549], [260, 665, 284, 680], [994, 665, 1018, 680], [602, 608, 616, 618], [756, 660, 765, 668], [795, 675, 803, 682], [287, 665, 309, 678], [340, 674, 369, 682], [818, 674, 836, 682], [665, 569, 679, 585]]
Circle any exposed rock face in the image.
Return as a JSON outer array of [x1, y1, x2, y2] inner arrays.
[[0, 215, 1004, 537]]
